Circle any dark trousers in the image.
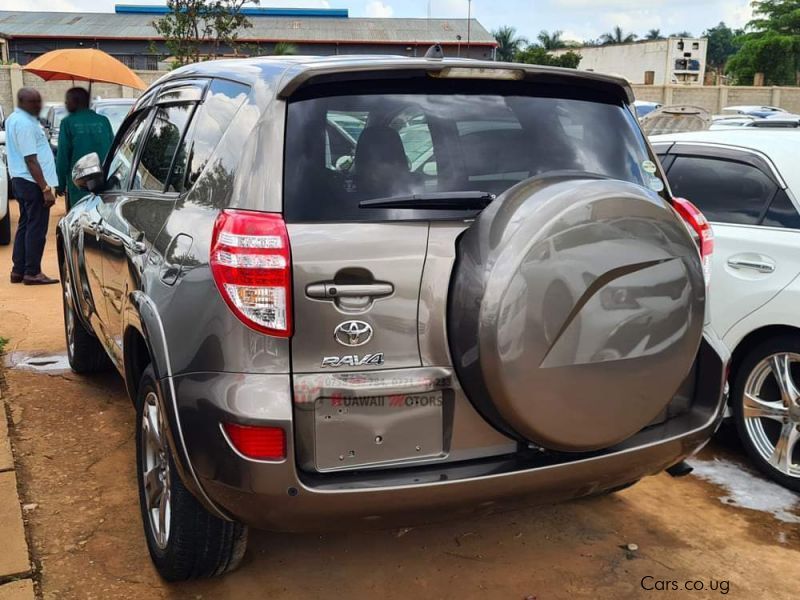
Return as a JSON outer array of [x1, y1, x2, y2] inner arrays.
[[11, 178, 50, 277]]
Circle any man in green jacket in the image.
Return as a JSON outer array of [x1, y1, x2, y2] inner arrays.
[[56, 87, 114, 209]]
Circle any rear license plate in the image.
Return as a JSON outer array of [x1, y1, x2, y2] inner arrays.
[[314, 391, 444, 471]]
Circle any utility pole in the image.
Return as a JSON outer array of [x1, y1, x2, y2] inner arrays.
[[466, 0, 472, 55]]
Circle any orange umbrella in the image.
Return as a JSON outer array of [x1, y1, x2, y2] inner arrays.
[[23, 48, 146, 91]]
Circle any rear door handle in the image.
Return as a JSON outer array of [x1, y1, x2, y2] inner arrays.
[[306, 282, 394, 300], [727, 258, 775, 273]]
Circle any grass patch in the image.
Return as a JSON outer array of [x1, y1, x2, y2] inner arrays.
[[0, 337, 8, 354]]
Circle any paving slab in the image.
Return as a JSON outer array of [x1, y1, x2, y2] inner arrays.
[[0, 472, 30, 578], [0, 580, 34, 600]]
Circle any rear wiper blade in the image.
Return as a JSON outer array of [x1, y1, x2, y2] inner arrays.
[[359, 191, 496, 210]]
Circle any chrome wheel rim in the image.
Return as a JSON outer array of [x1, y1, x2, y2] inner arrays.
[[62, 267, 75, 357], [742, 353, 800, 478], [141, 391, 171, 549]]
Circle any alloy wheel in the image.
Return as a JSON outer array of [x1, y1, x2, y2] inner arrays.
[[742, 352, 800, 478], [61, 264, 75, 357], [141, 391, 171, 549]]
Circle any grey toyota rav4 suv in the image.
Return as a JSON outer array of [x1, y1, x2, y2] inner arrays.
[[57, 56, 729, 580]]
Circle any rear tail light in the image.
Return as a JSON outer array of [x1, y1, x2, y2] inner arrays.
[[223, 423, 286, 460], [210, 210, 292, 337], [672, 197, 714, 284]]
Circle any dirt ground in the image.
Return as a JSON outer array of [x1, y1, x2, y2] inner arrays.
[[0, 203, 798, 599]]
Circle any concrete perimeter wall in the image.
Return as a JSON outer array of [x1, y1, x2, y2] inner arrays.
[[632, 84, 800, 114], [0, 65, 167, 116]]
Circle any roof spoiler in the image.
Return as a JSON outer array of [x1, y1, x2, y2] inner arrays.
[[276, 59, 634, 104]]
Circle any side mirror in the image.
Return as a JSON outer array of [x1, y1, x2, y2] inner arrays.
[[72, 152, 104, 192]]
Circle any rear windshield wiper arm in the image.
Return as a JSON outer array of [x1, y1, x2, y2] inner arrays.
[[359, 191, 496, 210]]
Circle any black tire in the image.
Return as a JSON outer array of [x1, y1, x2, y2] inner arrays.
[[732, 335, 800, 492], [59, 252, 110, 373], [0, 209, 10, 246], [135, 366, 248, 581]]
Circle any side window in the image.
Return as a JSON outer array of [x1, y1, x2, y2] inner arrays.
[[105, 110, 151, 192], [668, 156, 778, 225], [183, 79, 250, 188], [325, 111, 366, 171], [762, 189, 800, 229], [132, 103, 195, 192], [390, 109, 435, 176]]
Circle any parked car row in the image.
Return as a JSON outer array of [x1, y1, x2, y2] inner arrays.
[[39, 97, 135, 156], [639, 103, 800, 132]]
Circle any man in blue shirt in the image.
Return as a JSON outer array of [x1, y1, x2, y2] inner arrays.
[[6, 88, 59, 285]]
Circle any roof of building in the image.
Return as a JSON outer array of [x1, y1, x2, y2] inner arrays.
[[0, 10, 496, 46]]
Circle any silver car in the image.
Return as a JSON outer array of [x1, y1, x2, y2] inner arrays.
[[57, 56, 729, 581]]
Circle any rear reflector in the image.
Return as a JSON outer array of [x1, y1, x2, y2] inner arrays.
[[223, 423, 286, 460], [210, 210, 292, 337], [672, 196, 714, 284]]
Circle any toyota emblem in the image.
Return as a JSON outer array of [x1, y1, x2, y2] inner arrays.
[[334, 320, 373, 347]]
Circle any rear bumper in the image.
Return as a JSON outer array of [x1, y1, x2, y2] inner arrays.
[[166, 331, 729, 532]]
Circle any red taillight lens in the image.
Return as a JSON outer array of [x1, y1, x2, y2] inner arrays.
[[223, 423, 286, 460], [210, 210, 292, 337], [672, 197, 714, 284]]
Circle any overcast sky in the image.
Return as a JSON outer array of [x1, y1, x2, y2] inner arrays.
[[0, 0, 756, 43]]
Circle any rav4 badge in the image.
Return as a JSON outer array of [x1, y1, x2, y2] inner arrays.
[[321, 354, 385, 368]]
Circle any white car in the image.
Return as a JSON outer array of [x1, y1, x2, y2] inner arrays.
[[722, 105, 787, 118], [709, 114, 758, 130], [651, 130, 800, 490]]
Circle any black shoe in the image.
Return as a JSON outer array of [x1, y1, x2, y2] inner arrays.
[[10, 272, 23, 284], [22, 273, 59, 286]]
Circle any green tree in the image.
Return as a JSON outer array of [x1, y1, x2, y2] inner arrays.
[[727, 0, 800, 85], [600, 26, 637, 45], [516, 46, 581, 69], [493, 26, 528, 61], [670, 30, 694, 37], [704, 22, 741, 82], [153, 0, 257, 67], [271, 42, 297, 55], [537, 30, 566, 50], [645, 29, 664, 40]]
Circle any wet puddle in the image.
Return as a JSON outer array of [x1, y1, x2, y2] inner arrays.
[[5, 352, 71, 373], [689, 457, 800, 524]]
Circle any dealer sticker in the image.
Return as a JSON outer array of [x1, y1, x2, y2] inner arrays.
[[642, 160, 658, 174], [647, 177, 665, 192]]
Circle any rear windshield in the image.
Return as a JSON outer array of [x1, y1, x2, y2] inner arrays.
[[284, 80, 658, 222]]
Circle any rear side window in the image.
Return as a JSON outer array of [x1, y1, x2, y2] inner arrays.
[[284, 80, 658, 222], [762, 189, 800, 229], [668, 156, 777, 225], [132, 103, 196, 192], [183, 79, 250, 189]]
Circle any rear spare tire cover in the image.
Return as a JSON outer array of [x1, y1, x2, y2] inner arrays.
[[448, 174, 705, 452]]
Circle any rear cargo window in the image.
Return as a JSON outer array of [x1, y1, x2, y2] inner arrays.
[[284, 80, 658, 222]]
